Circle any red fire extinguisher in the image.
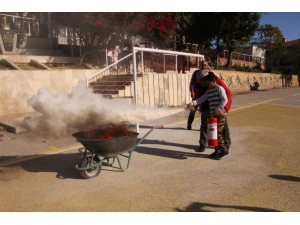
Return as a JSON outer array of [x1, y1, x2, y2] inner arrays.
[[207, 117, 218, 146]]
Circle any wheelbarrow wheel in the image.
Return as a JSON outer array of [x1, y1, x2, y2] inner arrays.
[[79, 156, 101, 179]]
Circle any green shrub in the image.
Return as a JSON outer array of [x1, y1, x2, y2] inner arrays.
[[216, 64, 263, 73]]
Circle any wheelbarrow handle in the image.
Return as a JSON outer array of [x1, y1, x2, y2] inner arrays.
[[136, 126, 156, 146]]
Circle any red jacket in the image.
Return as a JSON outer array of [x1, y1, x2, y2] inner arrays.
[[216, 76, 232, 113]]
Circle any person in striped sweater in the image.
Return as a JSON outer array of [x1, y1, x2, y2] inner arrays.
[[188, 72, 230, 160]]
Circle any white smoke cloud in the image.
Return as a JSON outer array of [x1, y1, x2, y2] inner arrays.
[[21, 80, 183, 136]]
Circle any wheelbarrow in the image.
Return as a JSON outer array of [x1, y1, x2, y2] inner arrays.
[[72, 125, 163, 179]]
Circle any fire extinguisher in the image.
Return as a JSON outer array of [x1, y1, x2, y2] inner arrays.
[[207, 117, 218, 146]]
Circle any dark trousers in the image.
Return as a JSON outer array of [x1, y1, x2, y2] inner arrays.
[[108, 56, 112, 65], [199, 111, 231, 151], [177, 56, 187, 73], [187, 106, 198, 124]]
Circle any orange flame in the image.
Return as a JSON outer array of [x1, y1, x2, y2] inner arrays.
[[83, 124, 136, 140]]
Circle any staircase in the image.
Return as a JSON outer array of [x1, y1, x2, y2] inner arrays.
[[89, 73, 143, 98]]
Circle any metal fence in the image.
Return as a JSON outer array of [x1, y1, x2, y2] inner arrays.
[[200, 48, 265, 66]]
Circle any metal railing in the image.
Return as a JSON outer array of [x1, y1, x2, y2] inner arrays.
[[220, 50, 265, 62], [86, 53, 133, 85], [142, 51, 192, 73], [200, 48, 265, 66], [86, 47, 204, 93], [86, 53, 134, 97]]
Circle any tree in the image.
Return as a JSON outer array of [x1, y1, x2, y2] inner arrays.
[[291, 40, 300, 76], [52, 12, 177, 52], [181, 13, 225, 68], [51, 13, 178, 65], [181, 13, 261, 68], [221, 13, 261, 67], [252, 24, 287, 73]]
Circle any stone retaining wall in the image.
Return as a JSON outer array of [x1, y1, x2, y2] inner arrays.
[[0, 69, 298, 117], [137, 70, 298, 108], [0, 69, 97, 117]]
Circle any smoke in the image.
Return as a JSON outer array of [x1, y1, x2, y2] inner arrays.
[[21, 80, 183, 136]]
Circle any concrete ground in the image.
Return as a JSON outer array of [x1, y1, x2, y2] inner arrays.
[[0, 87, 299, 219]]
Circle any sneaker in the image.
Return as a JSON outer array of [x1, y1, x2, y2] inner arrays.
[[214, 151, 230, 160], [196, 144, 206, 152], [187, 124, 192, 130], [208, 151, 218, 158]]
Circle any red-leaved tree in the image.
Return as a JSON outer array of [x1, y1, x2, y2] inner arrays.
[[52, 12, 177, 51]]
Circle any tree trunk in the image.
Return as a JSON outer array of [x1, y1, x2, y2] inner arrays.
[[79, 52, 92, 66], [225, 49, 233, 67], [215, 40, 219, 70]]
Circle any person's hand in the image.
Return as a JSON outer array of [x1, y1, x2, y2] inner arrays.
[[212, 108, 226, 117], [186, 103, 195, 111], [219, 108, 226, 115]]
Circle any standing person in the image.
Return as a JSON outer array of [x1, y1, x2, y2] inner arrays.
[[187, 59, 212, 130], [112, 45, 121, 71], [189, 67, 232, 153], [188, 72, 230, 159], [107, 44, 113, 67], [176, 35, 188, 74]]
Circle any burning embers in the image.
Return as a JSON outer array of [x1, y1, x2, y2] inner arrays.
[[81, 124, 136, 140]]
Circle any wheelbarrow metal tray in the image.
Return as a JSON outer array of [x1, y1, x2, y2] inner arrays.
[[72, 131, 139, 158]]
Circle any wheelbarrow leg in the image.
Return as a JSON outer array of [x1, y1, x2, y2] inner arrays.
[[111, 126, 157, 172], [78, 147, 88, 166], [105, 157, 115, 166], [113, 150, 133, 172]]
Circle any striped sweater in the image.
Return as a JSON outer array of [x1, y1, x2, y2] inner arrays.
[[191, 84, 228, 114]]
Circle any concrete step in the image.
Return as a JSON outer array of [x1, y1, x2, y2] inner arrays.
[[100, 74, 143, 79], [0, 113, 28, 133], [90, 73, 138, 97], [93, 86, 126, 91], [16, 48, 65, 56], [0, 63, 11, 70], [93, 90, 119, 95], [0, 55, 82, 70], [89, 71, 146, 98], [91, 81, 131, 86], [14, 62, 43, 70]]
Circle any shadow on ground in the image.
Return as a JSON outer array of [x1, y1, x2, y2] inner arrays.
[[175, 201, 281, 212], [269, 174, 300, 182], [0, 140, 211, 180]]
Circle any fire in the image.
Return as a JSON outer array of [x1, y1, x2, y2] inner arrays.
[[83, 124, 136, 140]]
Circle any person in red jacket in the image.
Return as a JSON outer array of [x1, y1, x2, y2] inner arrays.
[[187, 60, 212, 130], [190, 68, 232, 153]]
